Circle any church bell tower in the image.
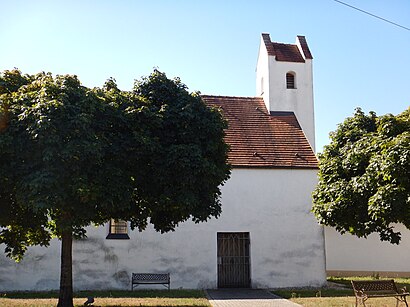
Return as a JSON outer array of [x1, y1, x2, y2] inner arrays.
[[256, 33, 316, 151]]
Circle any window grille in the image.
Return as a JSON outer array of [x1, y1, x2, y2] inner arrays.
[[286, 72, 296, 89], [106, 219, 129, 239], [110, 219, 127, 234]]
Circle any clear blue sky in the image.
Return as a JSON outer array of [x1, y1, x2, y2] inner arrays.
[[1, 0, 409, 152]]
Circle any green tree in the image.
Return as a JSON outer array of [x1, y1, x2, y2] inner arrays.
[[0, 69, 230, 307], [312, 107, 410, 244]]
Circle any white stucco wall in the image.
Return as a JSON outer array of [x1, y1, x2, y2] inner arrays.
[[325, 225, 410, 275], [256, 40, 270, 101], [0, 168, 326, 291], [0, 240, 61, 291]]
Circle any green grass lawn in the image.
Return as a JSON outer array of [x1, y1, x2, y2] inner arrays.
[[3, 277, 410, 307], [0, 289, 211, 307], [1, 289, 206, 299], [273, 276, 410, 307], [288, 296, 407, 307]]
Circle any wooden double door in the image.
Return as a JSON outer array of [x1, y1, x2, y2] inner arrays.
[[217, 232, 250, 288]]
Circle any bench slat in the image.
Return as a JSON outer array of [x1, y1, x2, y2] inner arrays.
[[352, 280, 397, 292]]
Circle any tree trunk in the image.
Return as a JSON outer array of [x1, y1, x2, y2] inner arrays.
[[57, 230, 74, 307]]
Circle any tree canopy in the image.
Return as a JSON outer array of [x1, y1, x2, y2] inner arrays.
[[312, 107, 410, 244], [0, 69, 230, 307]]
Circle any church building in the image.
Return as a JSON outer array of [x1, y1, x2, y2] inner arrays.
[[0, 33, 327, 290]]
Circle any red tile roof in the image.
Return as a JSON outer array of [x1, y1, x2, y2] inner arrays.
[[202, 95, 318, 169], [272, 43, 305, 63], [261, 33, 313, 62]]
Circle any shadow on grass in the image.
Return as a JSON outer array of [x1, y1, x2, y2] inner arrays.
[[1, 289, 206, 299]]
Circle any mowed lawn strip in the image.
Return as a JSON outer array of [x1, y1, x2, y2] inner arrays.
[[0, 289, 211, 307], [288, 296, 408, 307], [273, 276, 410, 307]]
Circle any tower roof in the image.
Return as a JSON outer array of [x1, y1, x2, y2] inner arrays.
[[261, 33, 313, 62]]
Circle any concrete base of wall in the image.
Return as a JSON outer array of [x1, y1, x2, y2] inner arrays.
[[327, 270, 410, 278]]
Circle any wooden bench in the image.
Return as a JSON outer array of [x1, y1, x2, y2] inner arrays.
[[131, 273, 170, 290], [351, 280, 409, 307]]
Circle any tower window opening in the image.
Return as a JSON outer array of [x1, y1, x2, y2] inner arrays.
[[286, 72, 296, 89]]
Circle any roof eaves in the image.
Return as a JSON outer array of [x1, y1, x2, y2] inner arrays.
[[231, 165, 318, 170]]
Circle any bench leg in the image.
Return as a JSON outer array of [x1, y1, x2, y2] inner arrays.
[[396, 296, 409, 307], [355, 296, 367, 307], [394, 296, 408, 307]]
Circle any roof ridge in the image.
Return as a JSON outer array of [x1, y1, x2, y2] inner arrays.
[[201, 94, 263, 100], [272, 41, 296, 47]]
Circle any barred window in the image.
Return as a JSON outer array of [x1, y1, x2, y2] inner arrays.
[[286, 72, 296, 89], [106, 219, 129, 239]]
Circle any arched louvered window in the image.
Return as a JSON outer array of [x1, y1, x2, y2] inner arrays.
[[286, 72, 296, 89]]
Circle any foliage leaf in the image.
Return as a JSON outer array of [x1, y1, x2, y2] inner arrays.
[[312, 107, 410, 244]]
